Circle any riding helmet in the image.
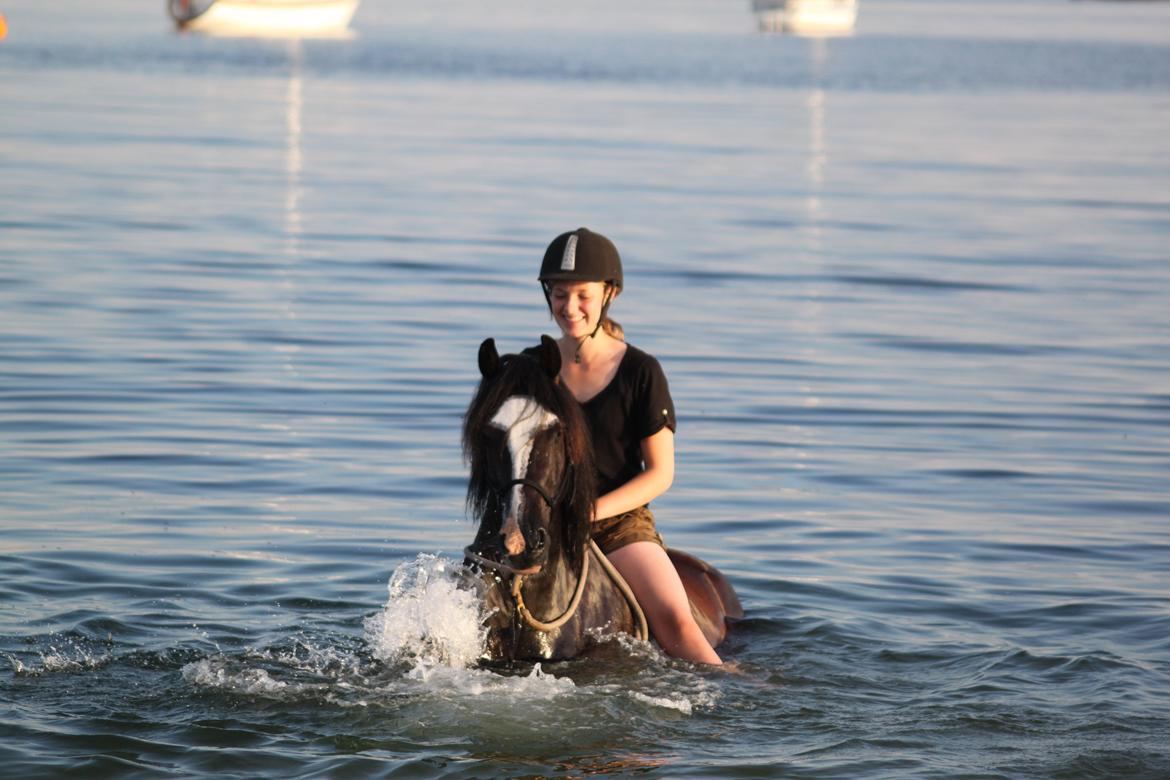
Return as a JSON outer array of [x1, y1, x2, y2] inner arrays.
[[538, 228, 623, 292]]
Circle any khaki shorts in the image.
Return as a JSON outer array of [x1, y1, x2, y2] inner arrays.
[[591, 505, 665, 555]]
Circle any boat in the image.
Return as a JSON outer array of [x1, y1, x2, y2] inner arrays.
[[752, 0, 858, 35], [168, 0, 360, 37]]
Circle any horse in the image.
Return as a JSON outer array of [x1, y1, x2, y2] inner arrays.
[[461, 335, 743, 663]]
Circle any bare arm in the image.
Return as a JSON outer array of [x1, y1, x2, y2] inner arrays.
[[592, 427, 675, 521]]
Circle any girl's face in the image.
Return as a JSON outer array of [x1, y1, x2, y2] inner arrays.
[[549, 281, 610, 339]]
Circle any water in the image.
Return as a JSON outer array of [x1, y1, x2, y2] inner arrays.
[[2, 0, 1169, 776]]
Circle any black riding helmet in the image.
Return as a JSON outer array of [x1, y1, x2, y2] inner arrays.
[[538, 227, 623, 292], [538, 228, 624, 361]]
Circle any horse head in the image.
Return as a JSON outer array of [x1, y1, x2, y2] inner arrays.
[[462, 336, 595, 576]]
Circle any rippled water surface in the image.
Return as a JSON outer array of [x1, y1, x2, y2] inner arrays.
[[2, 0, 1169, 777]]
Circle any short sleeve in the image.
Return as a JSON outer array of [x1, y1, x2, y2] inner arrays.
[[634, 353, 677, 439]]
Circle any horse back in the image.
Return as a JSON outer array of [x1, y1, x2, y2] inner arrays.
[[667, 548, 744, 649]]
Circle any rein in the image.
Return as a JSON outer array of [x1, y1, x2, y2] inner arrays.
[[510, 547, 591, 633], [464, 539, 648, 642]]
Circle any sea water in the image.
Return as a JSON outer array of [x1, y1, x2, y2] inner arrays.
[[2, 0, 1169, 777]]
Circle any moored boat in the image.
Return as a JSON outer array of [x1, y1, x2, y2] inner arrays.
[[752, 0, 858, 35], [168, 0, 360, 37]]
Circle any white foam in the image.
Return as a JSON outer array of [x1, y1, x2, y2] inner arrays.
[[181, 658, 292, 696], [629, 691, 694, 714], [403, 661, 576, 700]]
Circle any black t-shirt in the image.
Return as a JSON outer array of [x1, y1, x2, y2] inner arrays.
[[579, 344, 677, 497]]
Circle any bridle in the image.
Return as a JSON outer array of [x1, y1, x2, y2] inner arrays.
[[462, 452, 592, 633], [463, 410, 649, 642], [466, 457, 574, 561], [505, 457, 574, 518]]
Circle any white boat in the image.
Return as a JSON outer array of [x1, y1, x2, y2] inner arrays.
[[752, 0, 858, 35], [169, 0, 359, 37]]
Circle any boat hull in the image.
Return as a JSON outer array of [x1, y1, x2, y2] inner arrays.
[[753, 0, 857, 35], [171, 0, 359, 37]]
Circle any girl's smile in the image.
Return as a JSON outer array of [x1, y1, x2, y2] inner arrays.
[[550, 281, 608, 339]]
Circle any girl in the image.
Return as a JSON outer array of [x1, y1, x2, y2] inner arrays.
[[537, 227, 722, 665]]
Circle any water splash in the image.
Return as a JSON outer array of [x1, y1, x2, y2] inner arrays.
[[629, 690, 697, 714], [363, 553, 490, 670], [360, 554, 584, 705], [181, 657, 296, 696], [7, 634, 113, 677], [177, 556, 578, 707], [175, 553, 725, 725]]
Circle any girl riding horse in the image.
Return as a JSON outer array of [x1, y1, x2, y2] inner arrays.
[[536, 228, 724, 665], [462, 335, 739, 662]]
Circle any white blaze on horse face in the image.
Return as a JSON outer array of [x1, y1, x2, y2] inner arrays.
[[490, 396, 558, 556]]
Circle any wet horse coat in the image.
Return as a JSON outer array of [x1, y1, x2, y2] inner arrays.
[[462, 336, 741, 662]]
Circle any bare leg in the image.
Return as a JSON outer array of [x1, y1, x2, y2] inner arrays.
[[607, 542, 723, 665]]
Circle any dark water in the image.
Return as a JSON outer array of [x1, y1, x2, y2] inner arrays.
[[2, 0, 1170, 777]]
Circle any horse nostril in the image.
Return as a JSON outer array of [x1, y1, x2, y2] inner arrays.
[[532, 527, 548, 553], [501, 517, 525, 556]]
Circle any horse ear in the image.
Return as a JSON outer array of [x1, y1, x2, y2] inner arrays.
[[478, 338, 500, 378], [538, 335, 561, 378]]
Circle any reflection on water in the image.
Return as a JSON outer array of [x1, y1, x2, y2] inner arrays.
[[285, 40, 304, 259], [279, 39, 305, 395], [799, 37, 829, 417]]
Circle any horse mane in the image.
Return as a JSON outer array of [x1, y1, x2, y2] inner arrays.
[[462, 342, 597, 569]]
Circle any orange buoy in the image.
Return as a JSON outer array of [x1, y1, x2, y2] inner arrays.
[[0, 13, 8, 41]]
